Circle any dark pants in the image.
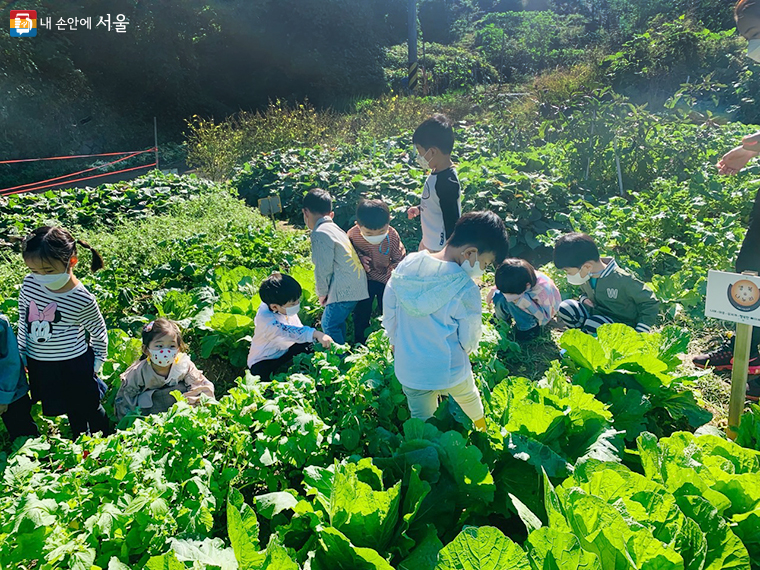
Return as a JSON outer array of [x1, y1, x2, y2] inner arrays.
[[249, 343, 312, 382], [353, 280, 386, 345], [1, 394, 38, 440], [736, 187, 760, 355], [28, 348, 111, 439]]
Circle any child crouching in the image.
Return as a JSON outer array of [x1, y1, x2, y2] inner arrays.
[[247, 272, 333, 381], [115, 319, 214, 420], [488, 258, 561, 341]]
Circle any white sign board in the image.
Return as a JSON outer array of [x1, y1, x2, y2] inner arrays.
[[705, 270, 760, 326]]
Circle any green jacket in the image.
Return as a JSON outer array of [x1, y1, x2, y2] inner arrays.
[[580, 258, 659, 331]]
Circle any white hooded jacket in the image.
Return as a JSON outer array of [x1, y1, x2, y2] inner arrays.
[[382, 251, 482, 390]]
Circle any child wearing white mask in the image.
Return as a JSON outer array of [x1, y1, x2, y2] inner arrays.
[[115, 318, 214, 420], [348, 199, 406, 344], [407, 114, 462, 253], [383, 212, 509, 431], [19, 226, 110, 438], [246, 272, 333, 382], [554, 233, 659, 335]]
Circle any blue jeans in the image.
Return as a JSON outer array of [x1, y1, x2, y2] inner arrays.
[[321, 300, 358, 345], [493, 291, 538, 331]]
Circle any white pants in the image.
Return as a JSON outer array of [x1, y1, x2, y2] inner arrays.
[[402, 375, 484, 422]]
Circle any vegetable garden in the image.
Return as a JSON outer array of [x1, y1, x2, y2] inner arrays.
[[3, 71, 760, 570]]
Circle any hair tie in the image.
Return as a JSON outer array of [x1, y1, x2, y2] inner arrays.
[[143, 321, 154, 333]]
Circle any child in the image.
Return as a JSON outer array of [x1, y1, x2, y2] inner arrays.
[[487, 258, 561, 341], [115, 318, 214, 420], [347, 199, 406, 344], [407, 114, 462, 253], [553, 233, 659, 335], [0, 314, 39, 440], [302, 189, 368, 345], [18, 226, 110, 438], [247, 272, 334, 381], [383, 211, 510, 430]]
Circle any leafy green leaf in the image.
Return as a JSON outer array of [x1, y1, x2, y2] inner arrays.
[[434, 526, 530, 570]]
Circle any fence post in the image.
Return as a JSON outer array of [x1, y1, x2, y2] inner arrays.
[[613, 137, 624, 197], [154, 117, 159, 171]]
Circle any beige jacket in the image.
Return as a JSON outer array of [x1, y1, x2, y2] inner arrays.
[[114, 353, 215, 420]]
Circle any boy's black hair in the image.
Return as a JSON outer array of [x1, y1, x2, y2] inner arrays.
[[259, 272, 302, 307], [413, 114, 455, 155], [303, 189, 332, 216], [447, 211, 509, 264], [22, 226, 104, 271], [356, 199, 390, 230], [553, 233, 601, 269], [496, 258, 537, 295]]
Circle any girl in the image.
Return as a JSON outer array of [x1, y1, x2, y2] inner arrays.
[[115, 318, 214, 420], [487, 258, 562, 341], [19, 226, 110, 438]]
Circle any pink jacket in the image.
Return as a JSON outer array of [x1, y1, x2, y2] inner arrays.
[[502, 271, 561, 326]]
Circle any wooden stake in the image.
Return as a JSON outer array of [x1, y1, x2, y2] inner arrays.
[[727, 270, 759, 440]]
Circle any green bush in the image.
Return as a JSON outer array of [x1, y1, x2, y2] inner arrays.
[[475, 11, 595, 80]]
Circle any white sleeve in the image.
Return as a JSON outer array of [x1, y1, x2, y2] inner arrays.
[[454, 286, 483, 354], [382, 279, 398, 345]]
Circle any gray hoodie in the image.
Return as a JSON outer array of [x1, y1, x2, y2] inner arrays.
[[383, 251, 482, 390], [311, 217, 369, 305]]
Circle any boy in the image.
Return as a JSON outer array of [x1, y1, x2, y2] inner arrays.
[[487, 258, 561, 341], [383, 211, 510, 431], [553, 233, 659, 335], [347, 199, 406, 344], [302, 189, 369, 344], [407, 114, 461, 252], [247, 272, 333, 381]]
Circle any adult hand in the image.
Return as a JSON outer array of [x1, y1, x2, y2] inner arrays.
[[319, 295, 328, 307], [486, 286, 497, 305], [407, 206, 420, 219], [582, 298, 595, 308], [717, 145, 759, 175], [742, 131, 760, 150]]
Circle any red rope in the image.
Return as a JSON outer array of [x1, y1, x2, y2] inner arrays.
[[0, 148, 156, 165], [0, 151, 147, 195], [0, 162, 158, 197]]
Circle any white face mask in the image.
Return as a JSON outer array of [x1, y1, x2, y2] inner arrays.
[[149, 347, 178, 368], [416, 149, 432, 170], [31, 259, 71, 290], [566, 269, 591, 286], [749, 39, 760, 62], [285, 303, 301, 317], [362, 232, 388, 245], [461, 253, 484, 281]]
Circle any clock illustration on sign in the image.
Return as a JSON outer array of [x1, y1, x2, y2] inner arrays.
[[727, 279, 760, 312]]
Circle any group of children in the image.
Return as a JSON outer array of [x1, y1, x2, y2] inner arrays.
[[0, 114, 661, 441], [0, 226, 216, 440], [247, 114, 661, 431]]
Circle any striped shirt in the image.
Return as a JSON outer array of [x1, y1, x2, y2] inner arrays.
[[17, 275, 108, 363], [347, 225, 406, 284]]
